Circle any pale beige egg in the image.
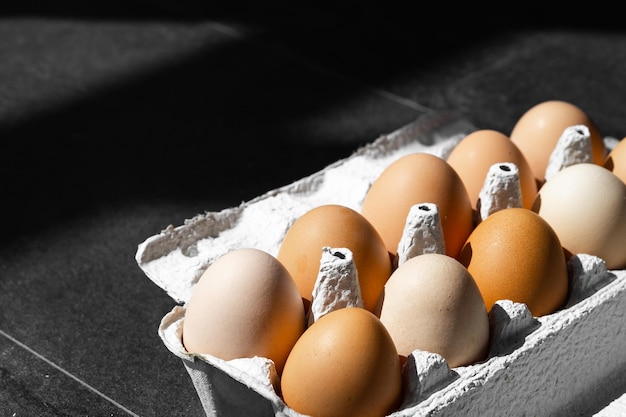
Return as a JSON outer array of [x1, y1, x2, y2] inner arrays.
[[182, 248, 306, 375], [378, 253, 490, 367], [533, 163, 626, 270]]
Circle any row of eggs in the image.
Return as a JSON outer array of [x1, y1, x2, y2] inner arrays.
[[181, 100, 626, 417]]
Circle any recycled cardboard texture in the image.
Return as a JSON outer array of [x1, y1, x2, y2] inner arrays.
[[137, 112, 626, 416]]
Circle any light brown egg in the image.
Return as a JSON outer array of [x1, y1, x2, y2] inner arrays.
[[604, 137, 626, 185], [509, 100, 606, 185], [458, 208, 569, 317], [182, 248, 305, 375], [281, 307, 402, 417], [446, 129, 538, 211], [378, 253, 490, 367], [276, 204, 392, 314], [360, 152, 474, 259], [533, 163, 626, 270]]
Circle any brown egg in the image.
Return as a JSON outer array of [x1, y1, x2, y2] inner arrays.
[[604, 137, 626, 185], [533, 163, 626, 270], [509, 100, 606, 185], [458, 208, 569, 317], [378, 253, 490, 367], [281, 307, 402, 417], [447, 129, 538, 211], [360, 152, 474, 259], [276, 204, 392, 314], [182, 248, 305, 375]]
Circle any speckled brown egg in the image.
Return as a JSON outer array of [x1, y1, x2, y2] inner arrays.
[[277, 204, 392, 314], [447, 129, 538, 211], [458, 208, 569, 317], [378, 253, 490, 367], [182, 248, 306, 375], [509, 100, 606, 185], [360, 152, 474, 260], [281, 307, 402, 417]]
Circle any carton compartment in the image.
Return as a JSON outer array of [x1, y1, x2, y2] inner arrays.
[[136, 111, 626, 416]]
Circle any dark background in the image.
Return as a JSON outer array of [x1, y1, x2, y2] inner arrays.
[[1, 3, 624, 416]]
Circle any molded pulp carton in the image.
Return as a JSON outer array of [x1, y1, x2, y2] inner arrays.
[[135, 111, 626, 417]]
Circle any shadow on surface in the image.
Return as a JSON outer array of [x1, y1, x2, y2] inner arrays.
[[0, 5, 491, 244], [0, 14, 420, 245], [2, 3, 621, 246]]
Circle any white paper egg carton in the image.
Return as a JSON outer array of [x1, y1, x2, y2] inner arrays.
[[135, 111, 626, 417]]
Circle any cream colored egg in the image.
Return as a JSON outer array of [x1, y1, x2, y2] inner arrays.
[[533, 163, 626, 270], [378, 253, 490, 367], [182, 248, 306, 375]]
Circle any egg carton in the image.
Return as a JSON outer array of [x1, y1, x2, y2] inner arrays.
[[135, 111, 626, 417]]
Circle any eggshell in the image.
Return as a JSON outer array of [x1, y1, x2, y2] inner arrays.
[[509, 100, 606, 185], [446, 129, 538, 211], [604, 136, 626, 185], [458, 208, 569, 317], [181, 248, 305, 375], [360, 152, 473, 259], [276, 204, 392, 313], [140, 113, 626, 417], [533, 163, 626, 269], [281, 307, 402, 417], [378, 253, 490, 367]]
